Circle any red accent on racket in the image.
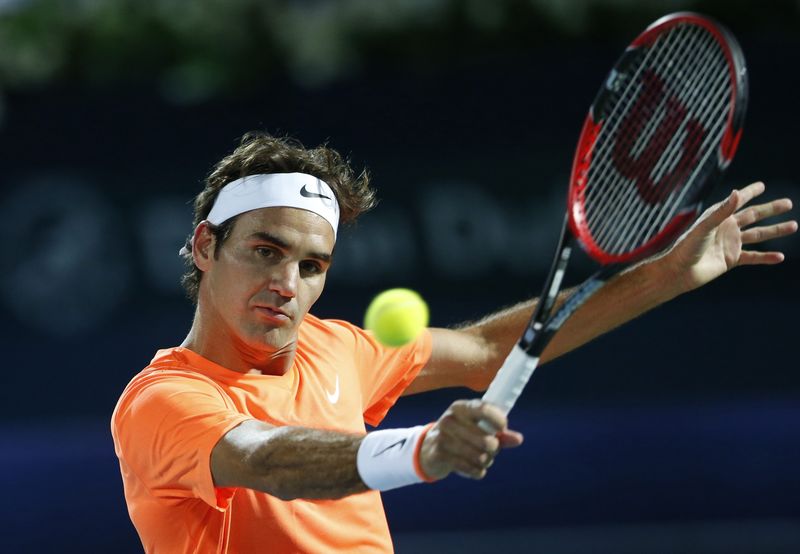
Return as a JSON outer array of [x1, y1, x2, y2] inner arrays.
[[481, 12, 748, 417]]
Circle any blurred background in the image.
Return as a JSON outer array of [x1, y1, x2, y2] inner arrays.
[[1, 0, 798, 552]]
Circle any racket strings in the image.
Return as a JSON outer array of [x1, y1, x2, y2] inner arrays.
[[601, 35, 730, 253], [581, 23, 733, 255], [588, 34, 698, 246], [584, 27, 694, 246], [590, 26, 728, 253], [615, 56, 730, 252], [584, 27, 686, 229], [588, 25, 724, 248], [658, 85, 731, 228]]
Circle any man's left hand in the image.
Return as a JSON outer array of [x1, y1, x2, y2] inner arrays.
[[661, 181, 797, 293]]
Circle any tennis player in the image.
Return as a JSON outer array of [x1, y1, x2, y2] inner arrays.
[[111, 132, 796, 553]]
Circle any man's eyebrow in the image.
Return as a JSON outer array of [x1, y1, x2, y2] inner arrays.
[[249, 231, 289, 249], [248, 231, 332, 263]]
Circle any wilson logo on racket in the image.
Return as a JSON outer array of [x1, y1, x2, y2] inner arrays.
[[612, 70, 707, 205], [481, 13, 748, 420]]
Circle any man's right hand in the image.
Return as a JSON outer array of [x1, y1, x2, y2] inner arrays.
[[419, 399, 523, 480]]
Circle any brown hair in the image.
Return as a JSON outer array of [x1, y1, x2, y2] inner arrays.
[[180, 132, 377, 303]]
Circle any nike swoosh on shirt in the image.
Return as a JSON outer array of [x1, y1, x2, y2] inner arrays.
[[326, 374, 340, 404], [300, 184, 332, 200]]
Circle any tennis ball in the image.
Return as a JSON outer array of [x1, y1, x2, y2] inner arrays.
[[364, 288, 429, 347]]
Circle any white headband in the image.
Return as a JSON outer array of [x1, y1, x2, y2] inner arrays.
[[179, 173, 340, 256], [208, 172, 339, 234]]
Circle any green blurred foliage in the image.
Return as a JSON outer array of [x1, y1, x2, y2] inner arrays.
[[0, 0, 796, 102]]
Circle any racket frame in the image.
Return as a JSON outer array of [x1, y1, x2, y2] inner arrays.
[[481, 12, 748, 417]]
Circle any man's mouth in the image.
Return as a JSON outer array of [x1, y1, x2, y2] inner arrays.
[[254, 305, 291, 323]]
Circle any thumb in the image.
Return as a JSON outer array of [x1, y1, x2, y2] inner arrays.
[[698, 189, 739, 231], [497, 429, 524, 449]]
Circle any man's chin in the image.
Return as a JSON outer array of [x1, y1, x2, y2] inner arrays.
[[252, 325, 297, 352]]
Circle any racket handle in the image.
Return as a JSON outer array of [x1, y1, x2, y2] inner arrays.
[[478, 344, 540, 432]]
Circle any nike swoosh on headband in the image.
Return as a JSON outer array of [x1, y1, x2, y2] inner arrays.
[[300, 184, 332, 201]]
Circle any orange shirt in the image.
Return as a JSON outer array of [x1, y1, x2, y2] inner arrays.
[[111, 314, 432, 554]]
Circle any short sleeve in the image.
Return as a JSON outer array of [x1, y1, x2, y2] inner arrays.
[[347, 326, 433, 426], [112, 373, 252, 510]]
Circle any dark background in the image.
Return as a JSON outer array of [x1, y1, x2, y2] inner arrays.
[[1, 1, 798, 552]]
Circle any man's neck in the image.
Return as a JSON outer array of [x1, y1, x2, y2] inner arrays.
[[181, 312, 297, 376]]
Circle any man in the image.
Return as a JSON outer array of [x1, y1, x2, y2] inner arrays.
[[112, 132, 796, 553]]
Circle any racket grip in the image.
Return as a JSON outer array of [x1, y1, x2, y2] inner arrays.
[[480, 343, 540, 421]]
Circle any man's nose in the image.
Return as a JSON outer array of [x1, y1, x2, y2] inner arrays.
[[269, 262, 299, 299]]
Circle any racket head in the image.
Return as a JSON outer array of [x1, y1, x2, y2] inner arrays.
[[568, 12, 749, 265]]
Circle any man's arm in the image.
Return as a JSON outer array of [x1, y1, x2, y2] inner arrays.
[[406, 182, 797, 395], [210, 421, 366, 500], [210, 400, 523, 500]]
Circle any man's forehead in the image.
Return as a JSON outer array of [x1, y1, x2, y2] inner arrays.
[[234, 207, 335, 249]]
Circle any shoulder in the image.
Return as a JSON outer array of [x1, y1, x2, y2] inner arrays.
[[299, 313, 431, 361], [113, 348, 231, 422], [300, 313, 368, 347]]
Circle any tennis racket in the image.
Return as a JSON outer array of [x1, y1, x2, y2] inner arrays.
[[482, 12, 749, 417]]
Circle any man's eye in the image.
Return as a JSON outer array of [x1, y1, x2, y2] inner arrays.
[[256, 247, 276, 258], [300, 261, 323, 275]]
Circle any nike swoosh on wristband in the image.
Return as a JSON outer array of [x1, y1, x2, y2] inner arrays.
[[300, 184, 332, 200], [373, 438, 407, 457], [326, 374, 340, 404]]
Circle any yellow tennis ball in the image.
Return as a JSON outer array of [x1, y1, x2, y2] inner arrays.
[[364, 288, 429, 347]]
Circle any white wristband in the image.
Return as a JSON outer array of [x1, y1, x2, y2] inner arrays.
[[356, 424, 434, 491]]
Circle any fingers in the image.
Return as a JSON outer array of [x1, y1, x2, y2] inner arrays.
[[732, 186, 796, 257], [423, 400, 522, 480], [701, 182, 770, 229], [438, 411, 500, 461], [741, 220, 799, 245], [738, 251, 786, 266], [498, 429, 524, 448], [436, 432, 496, 479], [449, 398, 507, 431], [733, 181, 766, 207], [699, 183, 796, 244], [735, 198, 794, 228], [698, 189, 739, 231]]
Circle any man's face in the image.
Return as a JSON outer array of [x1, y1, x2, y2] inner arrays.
[[198, 207, 334, 353]]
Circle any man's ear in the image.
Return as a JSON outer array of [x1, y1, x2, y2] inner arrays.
[[192, 221, 216, 272]]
